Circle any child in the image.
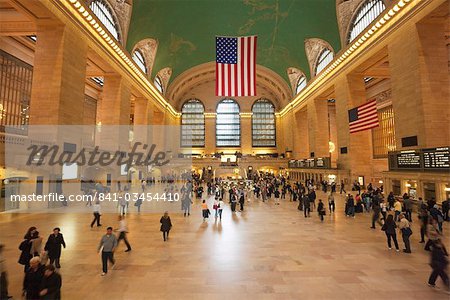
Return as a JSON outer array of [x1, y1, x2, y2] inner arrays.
[[201, 200, 210, 221]]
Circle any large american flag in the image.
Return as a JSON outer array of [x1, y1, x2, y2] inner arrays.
[[216, 36, 257, 97], [348, 100, 379, 133]]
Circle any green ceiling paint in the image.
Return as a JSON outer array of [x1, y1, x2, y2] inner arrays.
[[127, 0, 341, 85]]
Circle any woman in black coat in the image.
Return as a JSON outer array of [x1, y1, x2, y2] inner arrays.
[[382, 214, 399, 251], [44, 228, 66, 269], [427, 239, 449, 288], [19, 227, 37, 273], [160, 211, 172, 242], [317, 199, 326, 222]]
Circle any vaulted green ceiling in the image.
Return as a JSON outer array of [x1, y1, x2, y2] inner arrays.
[[127, 0, 341, 85]]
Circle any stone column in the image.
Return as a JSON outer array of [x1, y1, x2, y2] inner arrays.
[[133, 97, 154, 146], [307, 98, 329, 158], [204, 116, 215, 154], [334, 73, 372, 181], [29, 23, 87, 125], [293, 108, 309, 159], [389, 20, 449, 149], [241, 115, 252, 154]]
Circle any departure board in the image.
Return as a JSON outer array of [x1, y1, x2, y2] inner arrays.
[[423, 147, 450, 169], [396, 151, 421, 168]]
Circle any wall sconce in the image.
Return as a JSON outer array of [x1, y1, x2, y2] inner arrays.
[[444, 187, 450, 192], [328, 141, 335, 153], [405, 183, 411, 187]]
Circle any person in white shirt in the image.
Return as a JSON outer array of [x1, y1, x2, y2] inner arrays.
[[91, 201, 102, 228], [116, 216, 131, 252], [218, 199, 225, 221]]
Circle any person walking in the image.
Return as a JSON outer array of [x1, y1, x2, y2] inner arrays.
[[427, 239, 449, 292], [218, 198, 225, 221], [213, 197, 220, 218], [308, 189, 316, 211], [91, 200, 102, 228], [317, 199, 326, 222], [419, 203, 429, 243], [398, 213, 412, 253], [340, 180, 346, 194], [0, 244, 11, 300], [380, 199, 388, 222], [274, 189, 280, 206], [371, 194, 381, 229], [230, 193, 237, 212], [201, 200, 210, 221], [403, 195, 413, 222], [116, 216, 132, 252], [22, 257, 44, 299], [135, 194, 143, 213], [425, 218, 441, 251], [302, 194, 310, 218], [328, 193, 335, 213], [381, 214, 400, 252], [181, 193, 192, 217], [39, 265, 62, 300], [44, 228, 66, 269], [346, 194, 355, 218], [160, 211, 172, 242], [239, 189, 246, 211], [97, 227, 117, 276], [394, 198, 402, 222]]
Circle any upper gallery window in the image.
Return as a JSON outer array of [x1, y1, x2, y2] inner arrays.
[[315, 48, 333, 75], [89, 0, 121, 42], [252, 99, 276, 147], [154, 75, 164, 94], [216, 99, 240, 147], [181, 99, 205, 147], [132, 49, 147, 74], [348, 0, 386, 43], [295, 75, 307, 95]]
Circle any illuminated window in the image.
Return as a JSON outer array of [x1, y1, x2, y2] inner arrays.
[[348, 0, 386, 43], [372, 105, 396, 158], [0, 50, 32, 134], [315, 48, 333, 75], [154, 75, 164, 94], [89, 0, 120, 42], [216, 99, 240, 147], [295, 75, 307, 94], [181, 99, 205, 147], [132, 50, 146, 74], [252, 99, 276, 147]]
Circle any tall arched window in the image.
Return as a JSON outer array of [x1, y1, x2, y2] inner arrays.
[[252, 99, 276, 147], [132, 50, 147, 74], [348, 0, 386, 43], [154, 75, 164, 94], [295, 75, 307, 95], [216, 99, 240, 147], [315, 49, 333, 75], [181, 99, 205, 147], [89, 0, 120, 42]]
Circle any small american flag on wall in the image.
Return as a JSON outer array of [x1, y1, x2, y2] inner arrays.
[[348, 99, 379, 133], [215, 36, 257, 97]]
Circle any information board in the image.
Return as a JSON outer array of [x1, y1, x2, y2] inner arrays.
[[396, 151, 421, 168], [423, 147, 450, 169]]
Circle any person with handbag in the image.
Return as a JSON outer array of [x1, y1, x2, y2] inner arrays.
[[317, 199, 326, 222], [381, 214, 400, 252], [160, 211, 172, 241], [398, 213, 412, 253]]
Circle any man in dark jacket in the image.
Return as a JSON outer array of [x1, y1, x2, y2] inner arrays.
[[23, 257, 44, 300], [39, 265, 62, 300], [44, 228, 66, 269], [346, 195, 355, 218], [442, 198, 449, 222], [302, 195, 310, 218], [427, 239, 449, 290]]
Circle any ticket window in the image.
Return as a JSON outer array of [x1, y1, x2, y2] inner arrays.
[[392, 180, 401, 196], [407, 181, 417, 199], [423, 182, 436, 202]]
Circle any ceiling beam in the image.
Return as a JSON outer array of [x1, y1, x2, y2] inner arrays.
[[0, 20, 35, 35]]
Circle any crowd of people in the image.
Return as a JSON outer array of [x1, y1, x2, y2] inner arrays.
[[1, 173, 449, 298]]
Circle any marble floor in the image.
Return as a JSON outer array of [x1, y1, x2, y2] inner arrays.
[[0, 188, 449, 300]]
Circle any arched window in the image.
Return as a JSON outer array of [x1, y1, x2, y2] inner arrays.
[[315, 48, 333, 75], [295, 75, 307, 95], [154, 75, 164, 94], [252, 99, 276, 147], [348, 0, 386, 43], [181, 99, 205, 147], [89, 0, 120, 42], [216, 99, 240, 147], [132, 50, 147, 74]]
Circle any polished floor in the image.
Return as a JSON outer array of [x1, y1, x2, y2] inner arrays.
[[0, 187, 449, 300]]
